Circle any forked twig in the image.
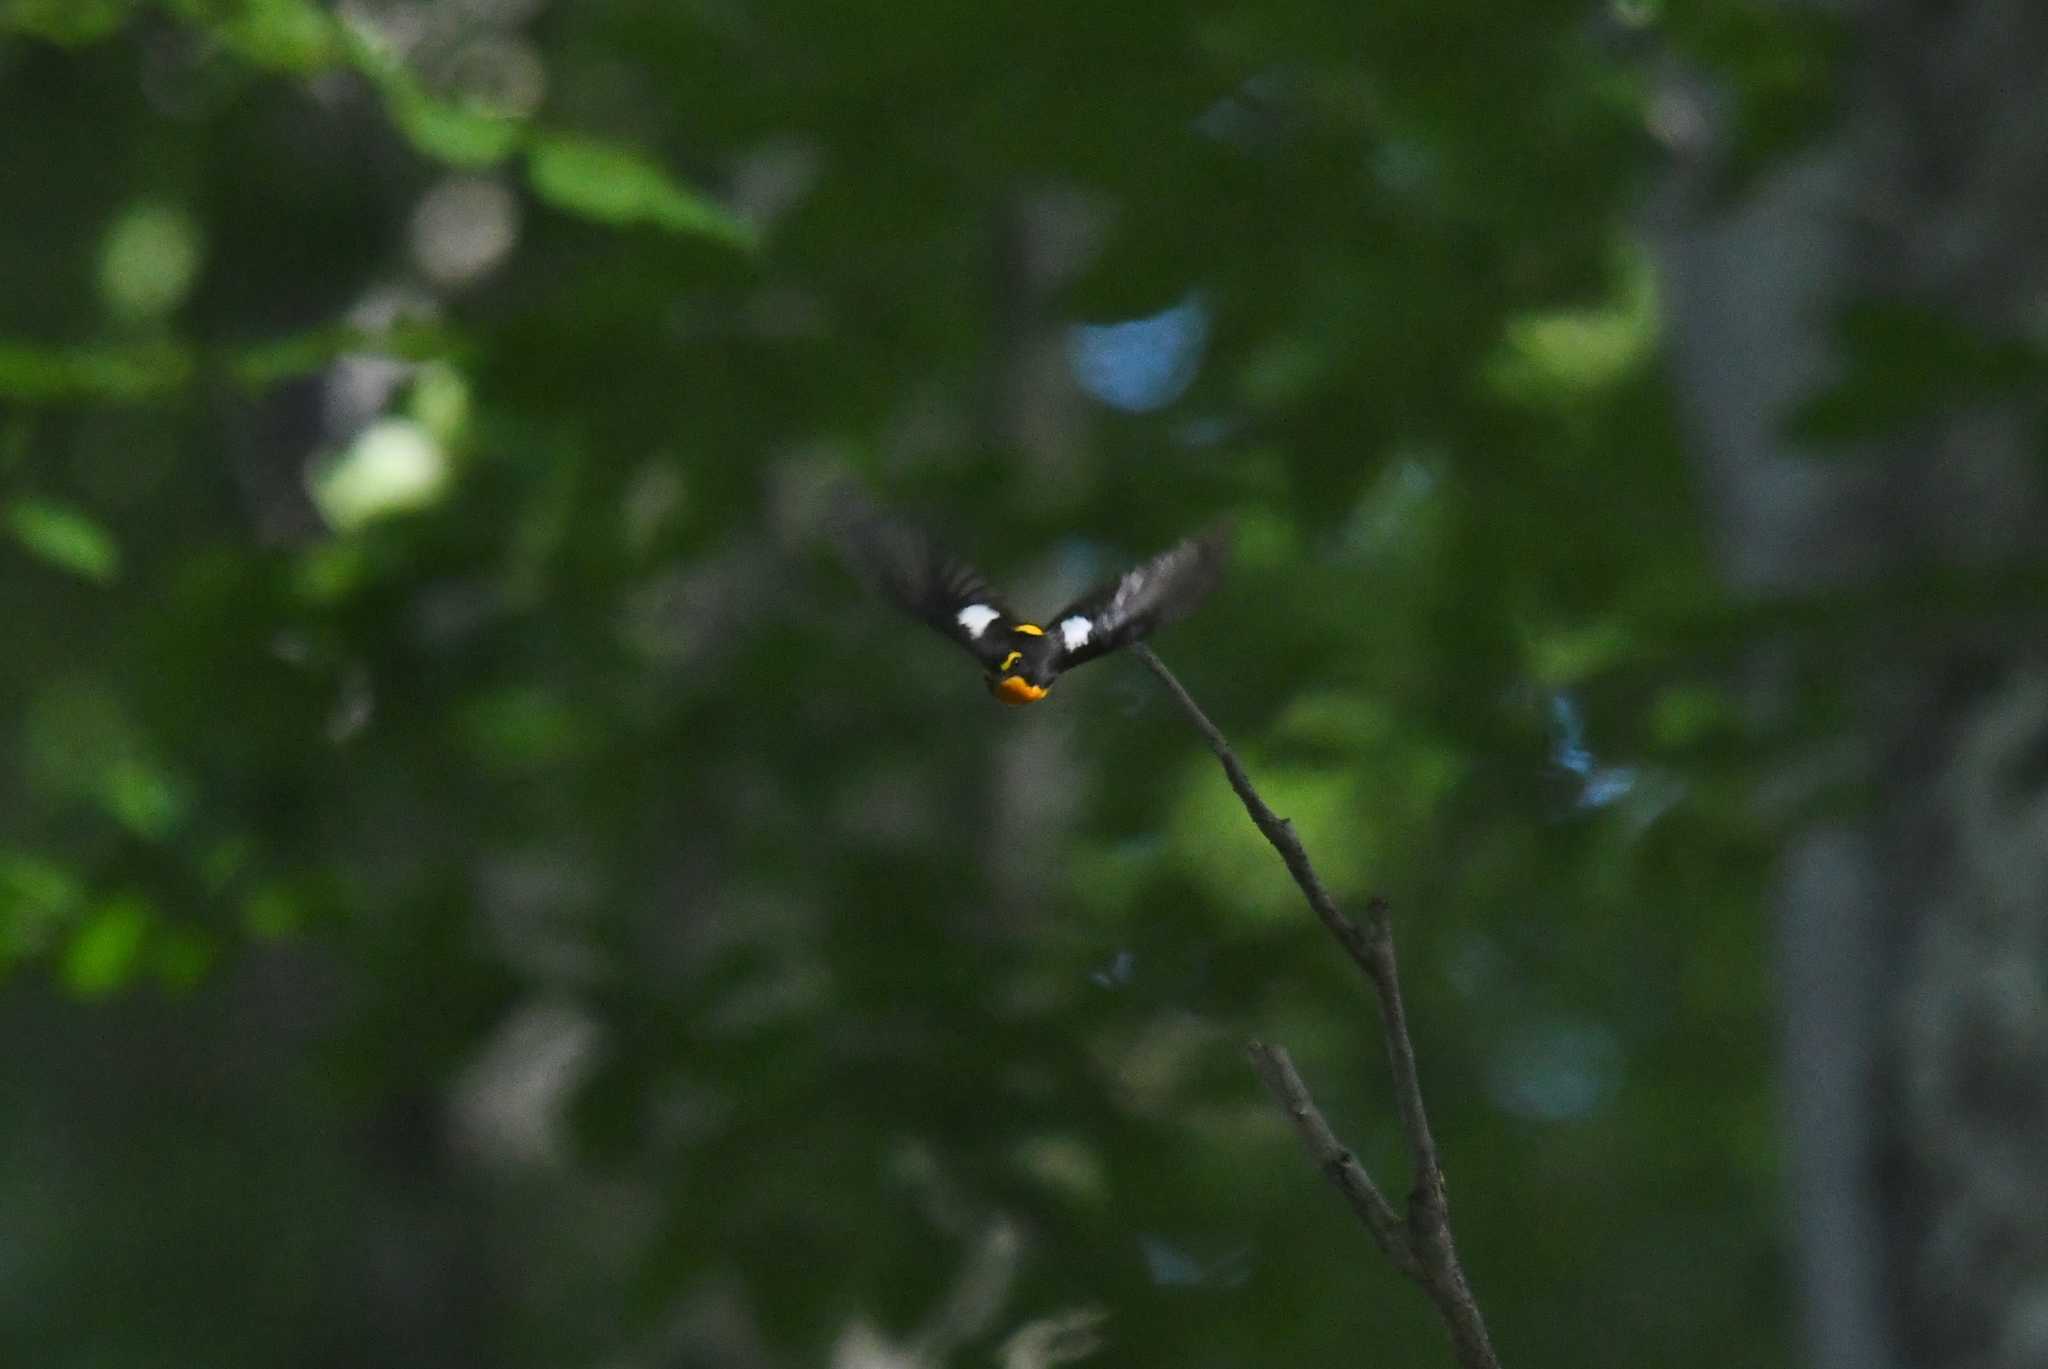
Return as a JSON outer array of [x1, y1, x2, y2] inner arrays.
[[1133, 645, 1500, 1369]]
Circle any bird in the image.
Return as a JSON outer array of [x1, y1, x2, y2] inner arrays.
[[837, 505, 1229, 706]]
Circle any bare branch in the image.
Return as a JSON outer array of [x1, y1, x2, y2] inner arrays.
[[1367, 921, 1497, 1365], [1246, 1040, 1420, 1279], [1133, 645, 1501, 1369], [1129, 647, 1377, 978]]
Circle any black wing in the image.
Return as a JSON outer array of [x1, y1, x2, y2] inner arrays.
[[834, 505, 1022, 671], [1047, 524, 1230, 672]]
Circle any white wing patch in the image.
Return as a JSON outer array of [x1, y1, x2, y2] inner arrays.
[[1059, 615, 1093, 651], [956, 604, 1001, 639], [1097, 539, 1207, 634]]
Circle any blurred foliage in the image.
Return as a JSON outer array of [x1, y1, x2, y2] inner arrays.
[[0, 0, 1944, 1365]]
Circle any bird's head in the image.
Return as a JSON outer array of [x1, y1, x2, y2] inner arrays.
[[985, 623, 1058, 706]]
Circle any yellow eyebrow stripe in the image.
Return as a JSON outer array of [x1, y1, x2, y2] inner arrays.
[[998, 650, 1022, 671], [1013, 623, 1044, 636]]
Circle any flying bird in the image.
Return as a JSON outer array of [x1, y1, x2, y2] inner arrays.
[[838, 508, 1229, 706]]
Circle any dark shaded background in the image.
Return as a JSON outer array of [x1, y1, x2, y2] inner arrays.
[[5, 3, 2045, 1367]]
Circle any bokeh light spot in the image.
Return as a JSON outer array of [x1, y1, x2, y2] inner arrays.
[[1486, 1017, 1625, 1122], [410, 176, 520, 286], [309, 418, 451, 530], [98, 201, 204, 322], [1069, 293, 1209, 412]]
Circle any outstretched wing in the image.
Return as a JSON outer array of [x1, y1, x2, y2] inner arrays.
[[1048, 524, 1230, 673], [835, 506, 1022, 670]]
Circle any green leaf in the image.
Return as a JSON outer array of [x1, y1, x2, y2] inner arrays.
[[408, 361, 471, 445], [0, 850, 85, 963], [99, 201, 206, 323], [22, 680, 188, 840], [227, 321, 456, 388], [63, 895, 153, 998], [527, 134, 755, 249], [23, 681, 134, 802], [203, 0, 339, 71], [5, 497, 121, 584], [291, 542, 369, 604], [0, 340, 194, 404], [337, 20, 526, 167], [242, 885, 301, 940], [1486, 251, 1658, 403], [388, 86, 527, 168], [0, 0, 138, 44], [1651, 684, 1733, 749], [458, 686, 593, 772], [101, 756, 188, 842], [200, 837, 255, 894], [153, 925, 216, 991], [1528, 619, 1633, 686], [160, 0, 340, 69]]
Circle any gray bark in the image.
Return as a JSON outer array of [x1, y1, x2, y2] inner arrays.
[[1653, 5, 2048, 1367]]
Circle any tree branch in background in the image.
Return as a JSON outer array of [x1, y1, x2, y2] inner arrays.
[[1132, 645, 1501, 1369]]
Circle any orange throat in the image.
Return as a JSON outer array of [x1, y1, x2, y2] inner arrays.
[[992, 676, 1049, 706]]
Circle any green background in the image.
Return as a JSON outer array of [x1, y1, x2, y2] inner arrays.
[[0, 2, 1889, 1365]]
